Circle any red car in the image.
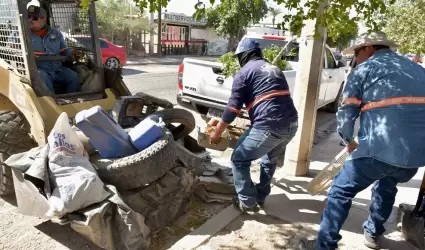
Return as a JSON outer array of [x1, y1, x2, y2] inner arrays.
[[67, 36, 127, 69]]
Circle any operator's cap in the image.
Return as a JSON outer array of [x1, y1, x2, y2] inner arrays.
[[27, 5, 46, 18], [232, 38, 260, 58]]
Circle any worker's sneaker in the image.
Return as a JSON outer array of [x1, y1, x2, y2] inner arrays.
[[363, 231, 381, 249], [232, 197, 260, 213], [298, 238, 317, 250]]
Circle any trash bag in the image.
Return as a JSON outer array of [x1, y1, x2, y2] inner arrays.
[[121, 163, 196, 232], [46, 112, 110, 218], [68, 185, 151, 250]]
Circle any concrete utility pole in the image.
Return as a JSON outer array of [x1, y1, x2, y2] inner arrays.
[[157, 1, 162, 57], [283, 3, 328, 176]]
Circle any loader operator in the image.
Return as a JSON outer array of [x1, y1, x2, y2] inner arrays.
[[209, 38, 298, 212], [27, 5, 80, 94], [301, 32, 425, 250]]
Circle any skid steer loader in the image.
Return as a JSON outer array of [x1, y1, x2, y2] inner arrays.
[[0, 0, 191, 196]]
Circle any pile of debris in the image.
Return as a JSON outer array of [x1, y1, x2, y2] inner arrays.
[[1, 91, 240, 249], [3, 92, 232, 249]]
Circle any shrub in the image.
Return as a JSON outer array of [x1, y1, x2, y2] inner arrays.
[[217, 45, 292, 78]]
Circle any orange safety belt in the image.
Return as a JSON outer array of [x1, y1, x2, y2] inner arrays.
[[246, 90, 290, 112], [361, 96, 425, 112]]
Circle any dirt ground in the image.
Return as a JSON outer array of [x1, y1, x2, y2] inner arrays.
[[0, 193, 229, 250], [197, 213, 317, 250]]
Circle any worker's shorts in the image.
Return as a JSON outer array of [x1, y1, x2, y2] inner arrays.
[[38, 67, 80, 94]]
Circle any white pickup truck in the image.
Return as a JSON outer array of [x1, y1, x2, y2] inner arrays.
[[177, 34, 349, 120]]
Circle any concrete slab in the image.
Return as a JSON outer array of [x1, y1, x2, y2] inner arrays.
[[179, 129, 422, 249]]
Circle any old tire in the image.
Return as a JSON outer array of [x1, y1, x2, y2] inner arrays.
[[0, 111, 36, 196], [121, 162, 196, 233], [134, 92, 174, 110], [90, 132, 177, 191], [152, 108, 195, 140]]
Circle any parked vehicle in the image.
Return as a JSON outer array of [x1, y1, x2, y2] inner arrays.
[[177, 34, 349, 121], [66, 36, 127, 69]]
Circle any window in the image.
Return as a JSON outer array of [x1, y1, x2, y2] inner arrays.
[[254, 38, 287, 49], [325, 49, 336, 68], [100, 40, 108, 48]]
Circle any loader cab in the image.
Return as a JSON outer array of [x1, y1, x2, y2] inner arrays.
[[0, 0, 130, 104]]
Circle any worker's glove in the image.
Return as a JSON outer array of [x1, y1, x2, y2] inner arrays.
[[346, 141, 358, 153]]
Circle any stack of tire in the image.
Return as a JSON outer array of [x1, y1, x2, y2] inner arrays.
[[90, 108, 201, 233]]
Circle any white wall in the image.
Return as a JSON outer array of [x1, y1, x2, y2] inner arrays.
[[190, 27, 224, 42]]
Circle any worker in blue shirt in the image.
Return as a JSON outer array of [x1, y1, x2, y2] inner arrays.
[[209, 38, 298, 212], [301, 32, 425, 250], [26, 5, 80, 94]]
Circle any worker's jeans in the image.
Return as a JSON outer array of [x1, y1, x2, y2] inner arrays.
[[231, 123, 298, 207], [38, 68, 80, 94], [317, 157, 418, 250]]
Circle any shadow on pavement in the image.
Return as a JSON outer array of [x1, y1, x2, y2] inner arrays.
[[122, 68, 146, 75], [35, 221, 101, 250]]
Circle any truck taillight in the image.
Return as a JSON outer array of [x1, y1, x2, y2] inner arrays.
[[178, 63, 184, 90]]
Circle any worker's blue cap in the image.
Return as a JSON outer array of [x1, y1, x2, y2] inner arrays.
[[232, 38, 260, 58]]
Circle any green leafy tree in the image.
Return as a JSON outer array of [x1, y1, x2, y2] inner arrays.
[[384, 0, 425, 56], [95, 0, 149, 43], [268, 7, 282, 28], [217, 46, 291, 78], [278, 13, 357, 49], [81, 0, 393, 36], [203, 0, 269, 51], [326, 18, 358, 49]]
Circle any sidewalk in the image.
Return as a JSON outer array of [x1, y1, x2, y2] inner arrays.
[[126, 55, 219, 66], [172, 131, 422, 249]]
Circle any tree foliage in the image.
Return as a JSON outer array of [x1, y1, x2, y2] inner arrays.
[[384, 0, 425, 55], [278, 12, 358, 48], [326, 18, 358, 48], [96, 0, 149, 42], [81, 0, 393, 36], [268, 7, 282, 28], [203, 0, 269, 50], [217, 46, 291, 78]]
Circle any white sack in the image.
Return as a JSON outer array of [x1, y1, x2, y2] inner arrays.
[[46, 112, 110, 218]]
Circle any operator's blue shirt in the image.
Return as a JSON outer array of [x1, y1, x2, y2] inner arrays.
[[10, 26, 72, 72], [338, 49, 425, 168], [30, 27, 72, 72], [222, 59, 298, 129]]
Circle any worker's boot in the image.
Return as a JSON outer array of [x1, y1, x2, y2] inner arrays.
[[363, 231, 381, 249], [232, 197, 260, 213]]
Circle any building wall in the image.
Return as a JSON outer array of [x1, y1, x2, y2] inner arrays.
[[190, 26, 225, 42]]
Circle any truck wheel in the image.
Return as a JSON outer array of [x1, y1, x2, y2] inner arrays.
[[326, 83, 344, 113], [90, 132, 177, 191], [151, 108, 195, 140], [0, 111, 36, 196]]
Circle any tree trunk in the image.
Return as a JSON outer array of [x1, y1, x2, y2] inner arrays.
[[272, 17, 275, 28], [227, 36, 238, 52]]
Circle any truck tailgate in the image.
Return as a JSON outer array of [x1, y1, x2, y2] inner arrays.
[[182, 58, 232, 105]]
